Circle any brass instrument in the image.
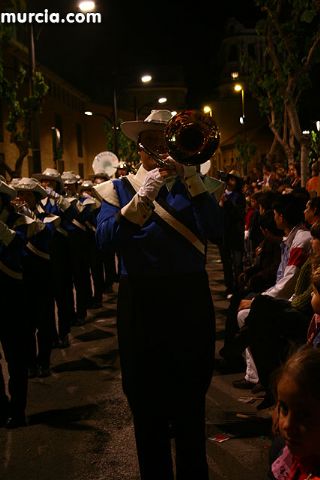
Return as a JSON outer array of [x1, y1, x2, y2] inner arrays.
[[139, 110, 220, 167], [11, 196, 35, 219]]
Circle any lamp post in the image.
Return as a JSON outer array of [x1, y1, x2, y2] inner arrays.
[[234, 83, 245, 125], [112, 73, 119, 157], [133, 73, 153, 119], [27, 0, 42, 174]]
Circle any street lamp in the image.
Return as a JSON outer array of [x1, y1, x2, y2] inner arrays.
[[234, 83, 245, 124], [132, 73, 153, 119], [78, 1, 96, 12], [203, 105, 212, 116], [26, 0, 42, 174], [141, 74, 152, 84]]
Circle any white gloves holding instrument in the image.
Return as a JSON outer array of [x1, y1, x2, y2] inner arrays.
[[138, 168, 165, 202], [45, 187, 60, 200], [137, 162, 204, 204]]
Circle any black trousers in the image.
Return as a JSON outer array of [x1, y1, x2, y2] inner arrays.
[[50, 233, 75, 338], [23, 254, 55, 369], [246, 295, 311, 389], [117, 273, 215, 480], [0, 272, 28, 416]]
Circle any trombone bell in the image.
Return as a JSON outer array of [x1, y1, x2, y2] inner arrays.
[[165, 110, 220, 166]]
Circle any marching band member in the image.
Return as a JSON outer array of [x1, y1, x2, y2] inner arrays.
[[35, 168, 78, 347], [0, 177, 42, 427], [95, 110, 223, 480], [14, 178, 60, 378]]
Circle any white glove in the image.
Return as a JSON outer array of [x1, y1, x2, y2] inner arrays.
[[45, 187, 60, 200], [138, 168, 165, 202]]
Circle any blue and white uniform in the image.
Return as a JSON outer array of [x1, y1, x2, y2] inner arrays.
[[95, 165, 223, 479]]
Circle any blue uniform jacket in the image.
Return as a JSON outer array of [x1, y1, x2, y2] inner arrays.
[[96, 168, 223, 277]]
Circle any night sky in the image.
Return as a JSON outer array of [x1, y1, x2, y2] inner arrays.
[[31, 0, 260, 107]]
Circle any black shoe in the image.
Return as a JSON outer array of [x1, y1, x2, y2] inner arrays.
[[28, 367, 38, 379], [52, 339, 61, 349], [73, 317, 87, 326], [5, 415, 27, 429], [0, 397, 9, 426], [38, 366, 51, 378], [88, 300, 102, 309], [256, 393, 275, 411], [59, 335, 70, 348], [232, 378, 256, 389], [215, 357, 246, 374], [251, 383, 266, 394]]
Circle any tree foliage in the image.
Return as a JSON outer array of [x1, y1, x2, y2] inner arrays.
[[243, 0, 320, 183], [235, 135, 257, 175], [0, 0, 49, 178], [104, 121, 140, 170]]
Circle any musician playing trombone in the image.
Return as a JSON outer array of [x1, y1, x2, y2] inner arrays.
[[95, 109, 223, 480]]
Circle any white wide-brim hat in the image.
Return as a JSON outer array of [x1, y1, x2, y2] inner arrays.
[[15, 177, 48, 198], [0, 177, 17, 199], [33, 167, 63, 186], [120, 109, 173, 142], [61, 171, 78, 185], [79, 180, 94, 190]]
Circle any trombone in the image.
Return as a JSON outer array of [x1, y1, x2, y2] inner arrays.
[[139, 110, 220, 168]]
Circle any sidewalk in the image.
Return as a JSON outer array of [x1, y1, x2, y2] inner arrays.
[[0, 244, 272, 480]]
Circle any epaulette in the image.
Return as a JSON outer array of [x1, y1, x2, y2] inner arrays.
[[94, 180, 120, 208], [202, 176, 225, 201]]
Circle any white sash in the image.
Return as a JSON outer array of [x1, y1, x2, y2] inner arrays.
[[125, 176, 206, 256]]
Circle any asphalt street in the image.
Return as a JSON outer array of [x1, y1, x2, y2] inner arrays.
[[0, 244, 272, 480]]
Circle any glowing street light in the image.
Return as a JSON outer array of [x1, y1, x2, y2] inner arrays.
[[141, 74, 152, 83], [203, 105, 212, 116], [78, 1, 96, 12], [158, 97, 167, 104], [234, 83, 245, 124]]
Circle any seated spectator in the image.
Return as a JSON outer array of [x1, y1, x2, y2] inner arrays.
[[218, 210, 282, 373], [224, 194, 311, 394]]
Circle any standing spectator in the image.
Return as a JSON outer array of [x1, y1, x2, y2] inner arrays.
[[219, 170, 246, 296], [284, 162, 301, 192]]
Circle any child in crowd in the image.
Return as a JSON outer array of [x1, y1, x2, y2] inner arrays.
[[271, 346, 320, 479]]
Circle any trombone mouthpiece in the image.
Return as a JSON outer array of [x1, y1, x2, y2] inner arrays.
[[138, 143, 170, 168]]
